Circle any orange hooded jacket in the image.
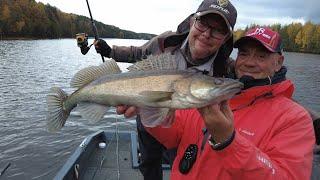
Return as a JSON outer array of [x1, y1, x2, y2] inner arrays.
[[147, 79, 315, 180]]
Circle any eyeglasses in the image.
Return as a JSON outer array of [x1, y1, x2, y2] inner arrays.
[[194, 17, 230, 40]]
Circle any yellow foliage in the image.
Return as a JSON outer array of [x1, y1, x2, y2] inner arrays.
[[0, 4, 10, 21]]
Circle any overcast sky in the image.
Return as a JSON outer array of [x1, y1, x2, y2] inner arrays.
[[35, 0, 320, 35]]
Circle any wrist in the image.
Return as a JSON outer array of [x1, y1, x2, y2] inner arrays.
[[208, 129, 235, 151], [207, 123, 234, 143], [102, 49, 111, 58]]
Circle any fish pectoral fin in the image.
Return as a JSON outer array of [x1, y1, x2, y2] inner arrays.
[[139, 107, 172, 127], [139, 91, 173, 102], [77, 103, 110, 122], [70, 59, 122, 88]]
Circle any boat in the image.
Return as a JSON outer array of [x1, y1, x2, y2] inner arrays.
[[54, 130, 171, 180], [55, 112, 320, 180]]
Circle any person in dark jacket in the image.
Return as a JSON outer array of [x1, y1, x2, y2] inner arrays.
[[94, 0, 237, 179]]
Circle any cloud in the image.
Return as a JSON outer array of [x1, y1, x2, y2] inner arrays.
[[36, 0, 203, 34], [233, 0, 320, 29]]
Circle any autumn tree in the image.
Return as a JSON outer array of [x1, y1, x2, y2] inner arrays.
[[0, 0, 154, 39]]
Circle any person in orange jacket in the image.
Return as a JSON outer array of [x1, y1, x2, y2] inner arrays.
[[135, 27, 315, 179]]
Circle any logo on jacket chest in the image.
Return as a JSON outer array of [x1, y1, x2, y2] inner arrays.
[[238, 128, 255, 136]]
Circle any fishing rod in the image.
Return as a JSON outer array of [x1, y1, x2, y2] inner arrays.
[[76, 0, 105, 62]]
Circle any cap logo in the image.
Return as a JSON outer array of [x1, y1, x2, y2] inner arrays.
[[255, 28, 265, 35], [248, 28, 271, 39], [209, 4, 230, 14], [217, 0, 229, 7]]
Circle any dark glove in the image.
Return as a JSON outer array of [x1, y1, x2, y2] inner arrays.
[[94, 39, 112, 58], [80, 46, 90, 55]]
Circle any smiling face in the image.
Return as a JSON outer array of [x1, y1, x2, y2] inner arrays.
[[188, 14, 230, 60], [235, 40, 284, 79]]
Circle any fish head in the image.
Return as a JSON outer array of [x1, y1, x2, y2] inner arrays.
[[190, 76, 243, 104]]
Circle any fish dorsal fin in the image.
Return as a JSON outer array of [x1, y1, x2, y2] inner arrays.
[[71, 59, 121, 88], [127, 53, 178, 72]]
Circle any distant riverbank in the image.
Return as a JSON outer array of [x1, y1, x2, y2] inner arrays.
[[1, 37, 43, 40], [1, 37, 319, 55], [0, 36, 151, 41]]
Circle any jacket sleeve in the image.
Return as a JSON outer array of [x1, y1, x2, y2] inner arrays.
[[110, 31, 173, 63], [145, 110, 187, 149], [216, 108, 315, 179]]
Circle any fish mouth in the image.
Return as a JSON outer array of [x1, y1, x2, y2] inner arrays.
[[206, 83, 243, 105], [224, 86, 242, 95], [220, 82, 243, 96]]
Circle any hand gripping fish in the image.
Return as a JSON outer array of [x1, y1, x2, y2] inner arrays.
[[46, 53, 243, 132]]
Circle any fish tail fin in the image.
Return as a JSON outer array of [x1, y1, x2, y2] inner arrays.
[[46, 87, 71, 132]]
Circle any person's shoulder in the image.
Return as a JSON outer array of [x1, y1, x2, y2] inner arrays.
[[157, 31, 176, 37], [145, 31, 175, 42], [273, 96, 305, 111], [273, 96, 312, 122]]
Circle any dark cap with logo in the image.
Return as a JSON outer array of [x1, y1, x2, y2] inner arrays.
[[234, 27, 283, 54], [195, 0, 237, 33]]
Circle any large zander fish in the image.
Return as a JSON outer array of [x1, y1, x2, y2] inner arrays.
[[46, 53, 243, 132]]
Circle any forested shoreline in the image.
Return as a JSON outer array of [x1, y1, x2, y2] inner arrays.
[[0, 0, 155, 40], [1, 0, 320, 54]]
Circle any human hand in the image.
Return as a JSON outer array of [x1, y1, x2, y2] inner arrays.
[[198, 101, 234, 143], [94, 39, 112, 58], [116, 105, 138, 118]]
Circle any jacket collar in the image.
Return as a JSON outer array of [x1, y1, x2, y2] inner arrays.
[[236, 66, 287, 90], [230, 78, 294, 110]]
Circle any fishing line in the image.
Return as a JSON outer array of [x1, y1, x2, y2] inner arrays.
[[115, 117, 121, 180]]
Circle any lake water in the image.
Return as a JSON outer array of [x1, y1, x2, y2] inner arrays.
[[0, 39, 319, 179]]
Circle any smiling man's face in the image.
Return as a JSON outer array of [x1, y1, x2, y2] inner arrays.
[[188, 14, 229, 60], [235, 40, 284, 79]]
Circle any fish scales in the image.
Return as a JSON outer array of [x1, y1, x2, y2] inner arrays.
[[73, 71, 190, 107]]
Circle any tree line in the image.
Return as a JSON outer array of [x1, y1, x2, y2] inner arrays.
[[0, 0, 155, 40], [234, 23, 320, 54]]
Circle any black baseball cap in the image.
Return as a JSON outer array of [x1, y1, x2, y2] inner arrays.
[[195, 0, 237, 34], [177, 0, 237, 34]]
